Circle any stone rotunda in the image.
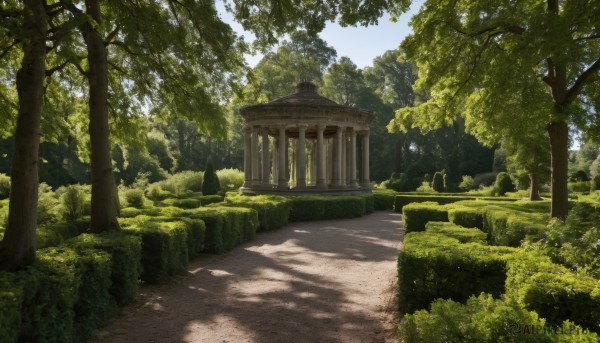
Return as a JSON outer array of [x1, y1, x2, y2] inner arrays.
[[239, 82, 371, 195]]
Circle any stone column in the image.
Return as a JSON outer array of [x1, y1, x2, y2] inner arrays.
[[251, 127, 260, 186], [261, 128, 270, 187], [349, 127, 358, 189], [341, 130, 347, 186], [310, 141, 317, 186], [278, 126, 288, 188], [327, 139, 333, 184], [333, 127, 343, 186], [296, 124, 307, 188], [362, 130, 370, 188], [273, 137, 279, 184], [316, 124, 326, 188], [243, 125, 252, 188]]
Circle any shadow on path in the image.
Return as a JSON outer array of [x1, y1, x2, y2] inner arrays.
[[95, 211, 404, 343]]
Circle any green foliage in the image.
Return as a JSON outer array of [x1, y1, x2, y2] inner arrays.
[[216, 168, 244, 192], [383, 172, 421, 192], [37, 183, 61, 225], [425, 221, 487, 244], [569, 181, 591, 193], [539, 202, 600, 278], [592, 175, 600, 191], [373, 189, 397, 210], [0, 272, 23, 343], [225, 194, 291, 232], [494, 172, 515, 196], [68, 232, 142, 306], [124, 188, 146, 209], [401, 202, 449, 232], [201, 161, 221, 196], [393, 194, 500, 212], [161, 198, 201, 209], [448, 206, 483, 230], [398, 229, 515, 313], [432, 172, 444, 192], [571, 170, 590, 182], [287, 195, 367, 222], [158, 171, 203, 196], [0, 173, 9, 199], [60, 185, 87, 221], [505, 255, 600, 332], [415, 181, 434, 193], [459, 175, 474, 191], [400, 293, 598, 343], [123, 221, 189, 284]]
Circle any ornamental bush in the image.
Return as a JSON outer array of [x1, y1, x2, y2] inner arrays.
[[494, 172, 515, 196], [124, 188, 146, 208], [401, 202, 449, 232], [0, 173, 10, 199], [432, 172, 444, 192], [202, 161, 221, 196], [60, 185, 87, 220]]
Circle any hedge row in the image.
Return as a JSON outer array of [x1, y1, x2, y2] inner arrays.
[[402, 200, 549, 247], [398, 220, 600, 333], [287, 195, 373, 221], [223, 194, 291, 232], [401, 293, 598, 342], [0, 232, 142, 342], [394, 194, 517, 212]]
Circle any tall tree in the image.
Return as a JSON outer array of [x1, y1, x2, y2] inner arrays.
[[389, 0, 600, 219], [0, 0, 48, 270]]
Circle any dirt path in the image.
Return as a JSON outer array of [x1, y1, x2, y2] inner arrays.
[[94, 211, 404, 343]]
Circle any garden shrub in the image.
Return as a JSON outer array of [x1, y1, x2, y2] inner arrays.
[[158, 171, 203, 195], [287, 196, 366, 221], [182, 207, 258, 254], [124, 221, 189, 284], [494, 172, 515, 196], [0, 272, 23, 343], [569, 181, 591, 193], [481, 207, 546, 247], [458, 175, 474, 191], [401, 202, 449, 232], [224, 194, 291, 232], [393, 194, 496, 212], [216, 168, 244, 192], [448, 206, 483, 229], [400, 293, 598, 343], [0, 173, 9, 199], [592, 175, 600, 191], [424, 222, 487, 244], [398, 230, 516, 314], [161, 198, 201, 209], [373, 189, 397, 210], [505, 255, 600, 332], [193, 194, 224, 206], [432, 172, 444, 192], [119, 206, 161, 218], [202, 161, 221, 195], [360, 194, 375, 213], [68, 232, 142, 306], [60, 185, 87, 221], [124, 188, 146, 208]]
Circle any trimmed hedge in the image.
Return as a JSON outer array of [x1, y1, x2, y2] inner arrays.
[[224, 194, 291, 232], [68, 232, 142, 305], [288, 195, 367, 222], [506, 255, 600, 332], [424, 222, 487, 244], [398, 230, 516, 314], [373, 189, 397, 210], [394, 194, 517, 212], [184, 207, 258, 254], [161, 198, 201, 209], [402, 202, 449, 232], [124, 221, 189, 284], [400, 293, 599, 342]]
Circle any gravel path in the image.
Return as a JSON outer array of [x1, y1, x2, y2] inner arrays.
[[94, 211, 404, 343]]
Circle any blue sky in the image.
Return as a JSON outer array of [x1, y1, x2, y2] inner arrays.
[[217, 1, 423, 69]]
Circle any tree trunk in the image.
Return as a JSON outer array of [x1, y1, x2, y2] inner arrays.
[[84, 0, 120, 232], [548, 121, 569, 220], [528, 171, 542, 201], [0, 0, 47, 270]]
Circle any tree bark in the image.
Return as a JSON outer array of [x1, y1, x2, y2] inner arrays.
[[548, 121, 569, 220], [0, 0, 47, 270], [528, 171, 542, 201], [84, 0, 120, 232]]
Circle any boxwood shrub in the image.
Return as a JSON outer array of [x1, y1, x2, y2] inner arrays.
[[400, 293, 598, 342], [124, 221, 189, 284], [402, 202, 449, 232], [68, 232, 142, 306], [224, 194, 291, 232], [394, 194, 517, 212], [398, 230, 516, 314], [373, 189, 397, 210], [506, 255, 600, 332], [288, 196, 366, 222], [424, 222, 487, 244]]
